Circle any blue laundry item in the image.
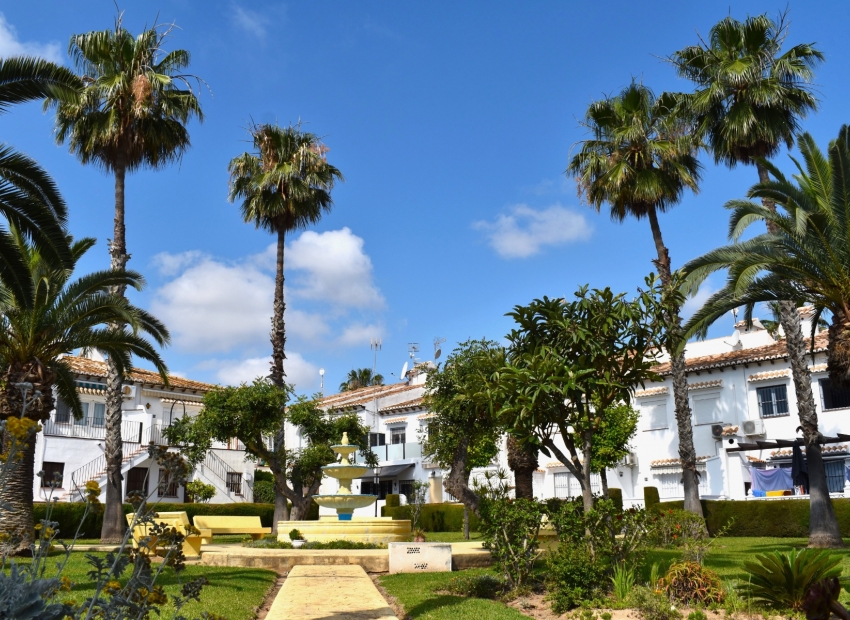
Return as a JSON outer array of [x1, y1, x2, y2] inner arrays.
[[845, 464, 850, 482], [751, 467, 793, 492], [752, 489, 767, 497]]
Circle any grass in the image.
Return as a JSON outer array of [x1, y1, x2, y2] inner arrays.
[[420, 532, 483, 543], [8, 550, 276, 620], [380, 568, 528, 620]]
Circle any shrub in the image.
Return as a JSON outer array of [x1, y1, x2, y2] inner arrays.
[[611, 563, 637, 603], [479, 497, 544, 590], [244, 538, 380, 549], [650, 509, 729, 564], [660, 561, 724, 605], [546, 544, 608, 612], [687, 611, 706, 620], [443, 573, 507, 599], [383, 503, 481, 531], [184, 480, 216, 503], [385, 493, 401, 508], [644, 486, 660, 510], [289, 528, 303, 541], [628, 586, 683, 620], [739, 549, 842, 611], [608, 488, 623, 512], [252, 480, 275, 504]]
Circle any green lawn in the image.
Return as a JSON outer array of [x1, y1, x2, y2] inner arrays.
[[8, 551, 276, 620], [421, 532, 483, 543]]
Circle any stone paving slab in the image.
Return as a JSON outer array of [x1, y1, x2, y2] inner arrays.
[[265, 565, 397, 620]]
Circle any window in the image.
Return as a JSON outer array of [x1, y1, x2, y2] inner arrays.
[[553, 472, 599, 497], [361, 480, 393, 499], [820, 379, 850, 411], [54, 400, 70, 424], [157, 469, 179, 498], [390, 427, 406, 444], [41, 462, 64, 488], [399, 479, 415, 500], [825, 461, 845, 493], [126, 467, 149, 498], [74, 402, 89, 426], [757, 385, 789, 418], [226, 472, 243, 495], [553, 472, 571, 498], [642, 401, 668, 430], [92, 403, 105, 426], [369, 432, 386, 447], [693, 395, 722, 425]]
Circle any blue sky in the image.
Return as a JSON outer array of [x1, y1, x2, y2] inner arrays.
[[1, 1, 849, 394]]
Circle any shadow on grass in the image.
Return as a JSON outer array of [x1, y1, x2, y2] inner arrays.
[[406, 594, 473, 617]]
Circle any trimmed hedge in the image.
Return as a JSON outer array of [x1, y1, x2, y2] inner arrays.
[[383, 503, 480, 532], [608, 488, 623, 512], [385, 494, 401, 508], [655, 498, 850, 538], [35, 500, 320, 539], [644, 486, 660, 510]]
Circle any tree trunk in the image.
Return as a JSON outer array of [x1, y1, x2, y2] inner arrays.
[[101, 161, 130, 543], [270, 227, 286, 386], [506, 436, 538, 500], [600, 468, 609, 499], [827, 311, 850, 388], [647, 207, 702, 516], [581, 431, 594, 512], [0, 432, 36, 554], [444, 435, 480, 517], [463, 506, 470, 540], [758, 162, 843, 548]]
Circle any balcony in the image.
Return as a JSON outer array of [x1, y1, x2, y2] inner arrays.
[[355, 442, 422, 462], [43, 418, 143, 442]]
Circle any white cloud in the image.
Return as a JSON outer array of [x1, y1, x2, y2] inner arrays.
[[473, 204, 592, 259], [337, 323, 383, 347], [0, 14, 61, 63], [210, 353, 319, 391], [682, 281, 716, 320], [231, 4, 270, 39], [151, 250, 206, 277], [287, 228, 385, 309]]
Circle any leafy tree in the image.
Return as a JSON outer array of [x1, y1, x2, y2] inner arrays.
[[567, 82, 704, 514], [0, 56, 82, 302], [165, 380, 376, 528], [569, 402, 638, 497], [0, 230, 168, 553], [52, 13, 204, 543], [339, 368, 384, 392], [421, 339, 504, 517], [682, 129, 850, 547], [228, 123, 343, 388], [184, 480, 215, 503], [492, 285, 663, 511]]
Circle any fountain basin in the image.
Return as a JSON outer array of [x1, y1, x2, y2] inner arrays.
[[277, 517, 412, 544], [321, 464, 370, 479], [313, 494, 378, 520]]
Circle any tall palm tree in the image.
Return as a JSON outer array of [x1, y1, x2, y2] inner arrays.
[[0, 230, 169, 554], [567, 82, 704, 514], [670, 14, 838, 545], [229, 123, 343, 388], [683, 129, 850, 547], [339, 368, 384, 392], [228, 122, 342, 527], [0, 56, 82, 300], [51, 14, 203, 542]]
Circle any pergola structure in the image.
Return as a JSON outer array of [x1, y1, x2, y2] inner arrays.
[[726, 434, 850, 453]]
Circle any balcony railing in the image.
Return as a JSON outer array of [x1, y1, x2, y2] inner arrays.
[[355, 442, 422, 463], [43, 418, 143, 442]]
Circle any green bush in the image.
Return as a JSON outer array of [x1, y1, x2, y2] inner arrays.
[[608, 488, 623, 512], [739, 549, 842, 611], [628, 586, 683, 620], [654, 499, 850, 538], [644, 486, 660, 510], [479, 497, 543, 590], [546, 544, 607, 612], [661, 561, 724, 605], [383, 503, 480, 532], [252, 480, 275, 504], [385, 494, 401, 508], [444, 573, 507, 599], [253, 470, 274, 482]]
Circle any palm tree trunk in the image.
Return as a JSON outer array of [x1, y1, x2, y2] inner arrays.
[[506, 435, 538, 500], [828, 311, 850, 388], [271, 421, 289, 533], [270, 227, 286, 387], [0, 433, 36, 554], [647, 207, 702, 516], [102, 161, 130, 543], [758, 162, 843, 548]]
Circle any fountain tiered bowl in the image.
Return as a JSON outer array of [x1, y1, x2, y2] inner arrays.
[[276, 432, 411, 543]]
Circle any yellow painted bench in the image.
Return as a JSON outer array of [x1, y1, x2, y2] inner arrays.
[[125, 512, 209, 557], [193, 515, 271, 543]]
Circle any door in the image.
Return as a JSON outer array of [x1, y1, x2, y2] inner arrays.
[[125, 467, 149, 498]]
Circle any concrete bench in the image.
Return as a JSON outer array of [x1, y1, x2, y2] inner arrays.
[[125, 512, 209, 557], [193, 515, 271, 543]]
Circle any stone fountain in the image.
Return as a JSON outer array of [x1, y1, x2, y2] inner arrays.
[[276, 433, 411, 543]]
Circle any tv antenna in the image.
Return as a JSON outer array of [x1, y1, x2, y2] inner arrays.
[[434, 337, 446, 360], [408, 342, 419, 364], [370, 338, 382, 375]]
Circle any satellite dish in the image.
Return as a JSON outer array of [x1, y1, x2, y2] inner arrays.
[[435, 348, 442, 360], [400, 362, 409, 379]]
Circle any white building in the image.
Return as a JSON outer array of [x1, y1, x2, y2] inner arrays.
[[36, 352, 256, 505]]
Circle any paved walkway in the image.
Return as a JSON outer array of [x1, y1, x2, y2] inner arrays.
[[266, 565, 397, 620]]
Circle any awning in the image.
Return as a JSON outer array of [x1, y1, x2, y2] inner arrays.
[[358, 464, 414, 479]]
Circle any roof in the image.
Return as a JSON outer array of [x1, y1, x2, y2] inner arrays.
[[320, 382, 423, 410], [379, 397, 425, 414], [654, 332, 828, 375], [64, 355, 216, 393]]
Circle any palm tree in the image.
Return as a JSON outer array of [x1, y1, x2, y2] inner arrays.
[[567, 82, 704, 514], [229, 122, 343, 388], [682, 128, 850, 547], [51, 14, 203, 542], [0, 229, 169, 554], [339, 368, 384, 392], [506, 436, 538, 499], [228, 122, 342, 527], [0, 56, 82, 300], [670, 13, 839, 545]]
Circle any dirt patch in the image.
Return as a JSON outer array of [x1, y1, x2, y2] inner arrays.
[[506, 598, 760, 620], [371, 574, 407, 620], [254, 573, 287, 620]]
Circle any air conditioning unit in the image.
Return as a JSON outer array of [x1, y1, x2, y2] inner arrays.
[[121, 384, 137, 399], [619, 452, 638, 468], [710, 424, 725, 440], [742, 419, 765, 436]]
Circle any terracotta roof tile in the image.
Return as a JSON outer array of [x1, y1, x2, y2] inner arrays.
[[64, 355, 215, 392], [379, 397, 425, 414], [654, 333, 828, 375], [748, 369, 790, 382], [320, 382, 423, 410]]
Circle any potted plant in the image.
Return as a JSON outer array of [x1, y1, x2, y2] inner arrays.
[[289, 528, 306, 548], [412, 528, 426, 543]]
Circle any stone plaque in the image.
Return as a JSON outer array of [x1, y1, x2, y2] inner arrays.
[[388, 542, 452, 574]]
